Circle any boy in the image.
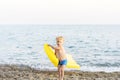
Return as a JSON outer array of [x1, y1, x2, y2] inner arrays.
[[48, 36, 67, 80]]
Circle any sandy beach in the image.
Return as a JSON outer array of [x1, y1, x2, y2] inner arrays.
[[0, 64, 120, 80]]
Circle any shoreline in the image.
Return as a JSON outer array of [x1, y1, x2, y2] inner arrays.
[[0, 64, 120, 80]]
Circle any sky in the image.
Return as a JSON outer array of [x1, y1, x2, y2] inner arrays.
[[0, 0, 120, 25]]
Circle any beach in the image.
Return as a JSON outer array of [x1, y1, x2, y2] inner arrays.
[[0, 26, 120, 80], [0, 26, 120, 72], [0, 65, 120, 80]]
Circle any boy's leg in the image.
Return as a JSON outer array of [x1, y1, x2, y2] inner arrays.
[[61, 65, 65, 80], [58, 65, 61, 80]]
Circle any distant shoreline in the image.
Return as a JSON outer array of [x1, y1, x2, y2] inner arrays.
[[0, 64, 120, 80]]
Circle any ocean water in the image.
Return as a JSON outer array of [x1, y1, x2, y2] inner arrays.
[[0, 25, 120, 72]]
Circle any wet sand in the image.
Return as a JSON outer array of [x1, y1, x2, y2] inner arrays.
[[0, 64, 120, 80]]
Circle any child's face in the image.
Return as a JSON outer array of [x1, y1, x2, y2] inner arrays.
[[56, 39, 64, 46]]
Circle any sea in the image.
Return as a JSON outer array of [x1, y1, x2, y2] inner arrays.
[[0, 25, 120, 72]]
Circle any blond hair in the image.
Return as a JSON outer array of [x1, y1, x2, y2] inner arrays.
[[56, 36, 64, 41]]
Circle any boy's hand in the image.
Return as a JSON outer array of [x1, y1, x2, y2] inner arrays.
[[48, 44, 50, 46], [48, 44, 52, 48]]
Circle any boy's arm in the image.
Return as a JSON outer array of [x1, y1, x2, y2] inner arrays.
[[48, 44, 56, 49], [48, 44, 60, 50], [48, 44, 57, 56]]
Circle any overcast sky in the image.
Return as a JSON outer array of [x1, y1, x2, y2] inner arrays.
[[0, 0, 120, 25]]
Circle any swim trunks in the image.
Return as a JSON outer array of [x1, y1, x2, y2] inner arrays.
[[58, 59, 67, 65]]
